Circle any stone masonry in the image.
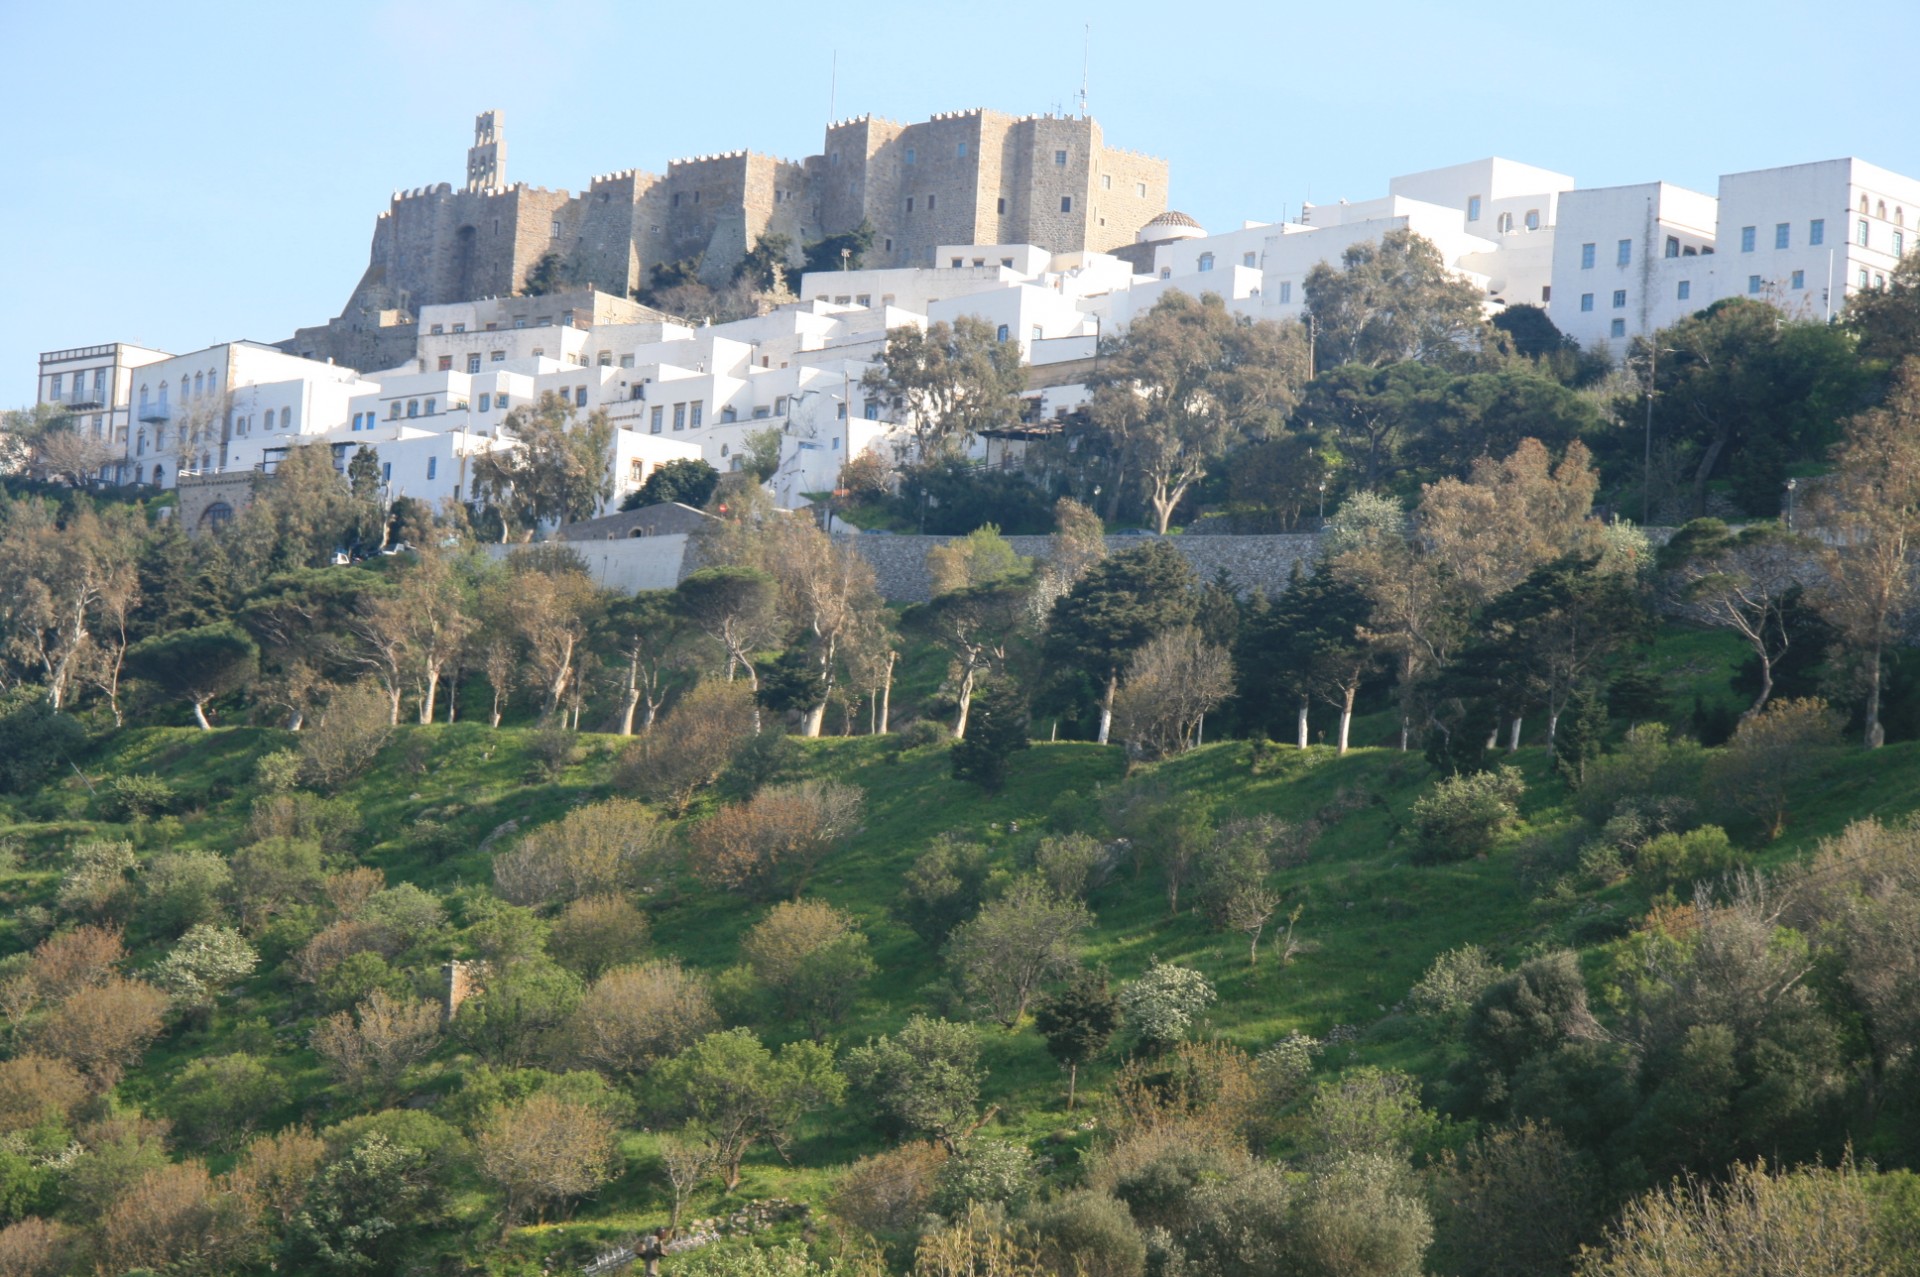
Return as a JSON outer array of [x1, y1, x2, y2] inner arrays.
[[282, 109, 1168, 370]]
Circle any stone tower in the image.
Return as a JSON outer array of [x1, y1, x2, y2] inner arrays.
[[466, 110, 505, 194]]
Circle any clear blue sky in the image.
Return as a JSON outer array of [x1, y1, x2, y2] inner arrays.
[[6, 0, 1918, 402]]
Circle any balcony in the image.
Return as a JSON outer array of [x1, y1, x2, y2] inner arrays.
[[137, 401, 172, 423]]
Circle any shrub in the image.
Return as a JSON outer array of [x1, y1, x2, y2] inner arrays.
[[566, 960, 717, 1081], [931, 1139, 1041, 1216], [246, 791, 362, 856], [1408, 945, 1502, 1035], [1027, 1190, 1147, 1277], [1635, 825, 1742, 897], [1033, 832, 1109, 900], [1118, 962, 1217, 1051], [0, 1055, 89, 1135], [0, 687, 85, 795], [547, 895, 650, 979], [1574, 724, 1706, 825], [165, 1052, 284, 1150], [741, 900, 875, 1036], [950, 682, 1030, 793], [526, 726, 577, 782], [100, 774, 177, 822], [55, 840, 138, 921], [895, 718, 949, 752], [687, 780, 865, 899], [898, 834, 994, 943], [298, 681, 395, 791], [493, 798, 672, 907], [614, 680, 758, 814], [1412, 767, 1526, 864], [143, 850, 232, 935], [829, 1142, 949, 1239], [845, 1015, 983, 1148], [1706, 697, 1842, 840]]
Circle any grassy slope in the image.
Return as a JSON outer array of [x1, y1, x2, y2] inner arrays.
[[5, 628, 1919, 1259]]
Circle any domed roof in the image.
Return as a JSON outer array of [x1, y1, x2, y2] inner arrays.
[[1145, 210, 1202, 229]]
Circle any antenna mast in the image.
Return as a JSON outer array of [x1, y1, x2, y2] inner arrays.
[[1078, 24, 1090, 116], [828, 49, 837, 123]]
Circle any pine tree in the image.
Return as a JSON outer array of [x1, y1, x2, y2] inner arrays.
[[1553, 682, 1608, 788], [950, 681, 1030, 793]]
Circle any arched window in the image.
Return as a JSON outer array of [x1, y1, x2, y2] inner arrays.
[[425, 398, 437, 416], [1899, 208, 1907, 227], [158, 380, 168, 404], [1861, 194, 1870, 213], [152, 464, 165, 485], [136, 431, 146, 456], [1877, 201, 1887, 220], [1197, 252, 1215, 272], [193, 372, 203, 398], [139, 384, 148, 406], [200, 502, 233, 531], [1525, 209, 1540, 230], [281, 407, 291, 430], [1496, 211, 1514, 233], [157, 425, 168, 447], [720, 443, 730, 456]]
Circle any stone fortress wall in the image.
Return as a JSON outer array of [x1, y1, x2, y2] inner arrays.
[[284, 109, 1168, 369]]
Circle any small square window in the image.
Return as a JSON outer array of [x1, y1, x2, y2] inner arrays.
[[1791, 270, 1805, 290], [1677, 280, 1691, 300], [1612, 289, 1626, 309], [437, 355, 453, 371], [1580, 293, 1594, 312], [1748, 275, 1763, 294], [1054, 149, 1067, 166], [1060, 196, 1072, 213], [490, 350, 505, 362], [1610, 319, 1626, 338], [1243, 252, 1256, 268]]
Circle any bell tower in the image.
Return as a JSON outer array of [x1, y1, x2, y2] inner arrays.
[[465, 110, 506, 193]]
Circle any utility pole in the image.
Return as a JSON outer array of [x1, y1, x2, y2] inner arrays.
[[1643, 343, 1656, 526]]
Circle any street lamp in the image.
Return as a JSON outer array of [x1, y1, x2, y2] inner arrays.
[[1785, 477, 1797, 530], [1317, 479, 1327, 528]]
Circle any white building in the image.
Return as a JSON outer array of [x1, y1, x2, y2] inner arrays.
[[34, 343, 171, 483], [1549, 181, 1719, 352]]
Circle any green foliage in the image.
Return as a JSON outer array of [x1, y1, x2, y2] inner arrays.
[[0, 686, 86, 793], [166, 1052, 285, 1149], [1635, 825, 1741, 895], [284, 1133, 445, 1272], [1118, 961, 1216, 1051], [898, 834, 994, 942], [801, 221, 875, 276], [950, 681, 1030, 793], [845, 1014, 983, 1147], [931, 1138, 1041, 1216], [124, 621, 259, 727], [1412, 767, 1526, 864], [100, 772, 177, 821], [624, 457, 720, 511]]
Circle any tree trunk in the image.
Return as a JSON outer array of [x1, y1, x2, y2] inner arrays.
[[1691, 433, 1730, 519], [1748, 651, 1774, 719], [1399, 716, 1410, 751], [1507, 716, 1523, 752], [953, 667, 976, 740], [387, 685, 402, 726], [1297, 698, 1310, 749], [1337, 685, 1355, 754], [490, 685, 504, 728], [621, 686, 640, 736], [1097, 672, 1118, 745], [1865, 645, 1886, 748], [1066, 1062, 1079, 1112], [879, 652, 895, 733], [191, 698, 212, 730], [419, 668, 439, 725]]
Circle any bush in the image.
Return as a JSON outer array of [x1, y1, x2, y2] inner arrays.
[[898, 834, 994, 942], [1407, 945, 1501, 1036], [99, 774, 177, 822], [165, 1053, 284, 1150], [0, 687, 85, 795], [950, 682, 1030, 793], [930, 1139, 1042, 1216], [1634, 825, 1742, 897], [526, 726, 577, 781], [298, 681, 395, 792], [741, 900, 874, 1036], [686, 781, 865, 900], [143, 850, 232, 935], [1706, 697, 1842, 840], [895, 718, 949, 752], [493, 798, 672, 907], [1574, 725, 1706, 825], [547, 895, 650, 979], [614, 680, 759, 814], [1412, 767, 1526, 864], [1027, 1190, 1147, 1277], [1118, 962, 1217, 1051], [828, 1142, 948, 1239]]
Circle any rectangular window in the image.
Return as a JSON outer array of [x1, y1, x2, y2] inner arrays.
[[1243, 251, 1257, 267], [406, 400, 418, 418], [1861, 268, 1872, 288], [690, 400, 703, 427], [1612, 289, 1627, 308], [574, 387, 587, 408], [598, 351, 612, 366], [430, 324, 443, 335], [997, 324, 1010, 341], [856, 294, 871, 306], [1617, 239, 1632, 266], [927, 194, 935, 211], [1678, 280, 1691, 300], [650, 406, 663, 434], [672, 403, 686, 431], [906, 197, 914, 212], [904, 147, 916, 165], [1467, 195, 1482, 221], [1580, 242, 1596, 269], [390, 403, 402, 419], [1102, 174, 1112, 190], [957, 142, 967, 158], [1897, 231, 1906, 257], [1791, 270, 1805, 290], [1060, 196, 1072, 213], [452, 323, 465, 333], [48, 373, 60, 398], [1278, 281, 1292, 304], [1748, 275, 1763, 294], [426, 457, 437, 481], [774, 396, 787, 416], [620, 354, 635, 368], [466, 354, 481, 373], [1810, 218, 1825, 246], [996, 197, 1006, 214], [491, 350, 505, 362], [495, 395, 508, 410], [1859, 219, 1871, 247], [382, 461, 392, 481], [479, 394, 491, 411], [864, 402, 879, 420], [1054, 149, 1067, 166], [1580, 293, 1594, 312], [1610, 319, 1626, 338], [1137, 182, 1147, 197], [425, 398, 436, 415], [1740, 226, 1756, 252], [1665, 236, 1680, 258], [437, 355, 453, 371], [1776, 223, 1791, 249]]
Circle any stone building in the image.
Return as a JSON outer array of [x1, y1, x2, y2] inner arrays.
[[282, 109, 1167, 370]]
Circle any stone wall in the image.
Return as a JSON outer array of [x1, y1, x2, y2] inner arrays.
[[840, 532, 1321, 603]]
